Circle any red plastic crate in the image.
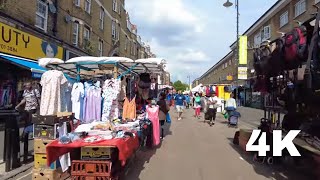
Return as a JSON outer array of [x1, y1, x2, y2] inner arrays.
[[71, 160, 112, 177], [71, 176, 118, 180]]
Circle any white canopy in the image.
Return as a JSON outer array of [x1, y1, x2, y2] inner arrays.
[[66, 56, 134, 64], [191, 84, 203, 93]]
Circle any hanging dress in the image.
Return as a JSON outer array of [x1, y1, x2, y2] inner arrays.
[[122, 97, 136, 120], [147, 106, 160, 146]]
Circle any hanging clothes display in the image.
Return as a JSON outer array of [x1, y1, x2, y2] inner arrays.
[[149, 82, 158, 99], [138, 73, 151, 100], [206, 86, 210, 96], [40, 70, 68, 116], [0, 82, 14, 109], [83, 81, 102, 123], [71, 82, 84, 120], [119, 77, 127, 101], [122, 97, 136, 120], [126, 77, 136, 101], [146, 105, 160, 146], [102, 79, 121, 122], [61, 81, 73, 112]]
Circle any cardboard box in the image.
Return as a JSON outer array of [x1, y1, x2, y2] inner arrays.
[[32, 168, 69, 180], [81, 146, 113, 160], [34, 139, 54, 154], [239, 129, 253, 141], [34, 153, 61, 169], [33, 124, 58, 139]]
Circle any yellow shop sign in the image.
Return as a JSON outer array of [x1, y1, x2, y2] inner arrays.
[[0, 22, 63, 60]]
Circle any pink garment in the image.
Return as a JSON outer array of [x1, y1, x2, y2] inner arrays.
[[206, 87, 210, 96], [147, 106, 160, 146]]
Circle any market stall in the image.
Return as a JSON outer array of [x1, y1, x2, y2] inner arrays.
[[234, 9, 320, 178], [31, 57, 167, 179]]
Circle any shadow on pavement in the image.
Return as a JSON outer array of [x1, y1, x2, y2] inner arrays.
[[226, 138, 316, 180], [123, 120, 173, 180]]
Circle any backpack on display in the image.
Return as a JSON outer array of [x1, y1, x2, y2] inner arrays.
[[268, 38, 285, 76], [283, 26, 308, 70], [253, 45, 271, 76]]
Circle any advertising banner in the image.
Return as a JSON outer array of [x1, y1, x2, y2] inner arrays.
[[239, 36, 247, 65]]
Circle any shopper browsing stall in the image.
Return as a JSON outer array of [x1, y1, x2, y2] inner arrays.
[[15, 82, 41, 139], [174, 91, 186, 121], [157, 92, 170, 139]]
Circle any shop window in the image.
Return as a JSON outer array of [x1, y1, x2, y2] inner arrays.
[[83, 26, 90, 41], [84, 0, 91, 14], [74, 0, 80, 7], [72, 21, 79, 46], [280, 11, 288, 28], [295, 0, 306, 18], [98, 40, 103, 56], [100, 8, 105, 30], [112, 21, 116, 39], [35, 0, 48, 32]]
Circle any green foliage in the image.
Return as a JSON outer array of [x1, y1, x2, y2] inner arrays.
[[173, 80, 189, 91]]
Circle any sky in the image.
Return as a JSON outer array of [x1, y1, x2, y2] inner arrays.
[[126, 0, 278, 84]]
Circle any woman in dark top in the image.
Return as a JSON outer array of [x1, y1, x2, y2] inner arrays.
[[157, 92, 170, 139]]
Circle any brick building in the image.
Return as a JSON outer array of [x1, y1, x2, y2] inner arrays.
[[198, 0, 319, 86], [0, 0, 154, 61]]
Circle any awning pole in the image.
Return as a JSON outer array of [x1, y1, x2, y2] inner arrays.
[[117, 63, 139, 79], [76, 65, 80, 82], [113, 63, 118, 79]]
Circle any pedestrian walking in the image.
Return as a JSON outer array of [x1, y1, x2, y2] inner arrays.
[[225, 93, 237, 123], [207, 91, 219, 126], [194, 92, 201, 119], [185, 93, 191, 109], [174, 91, 186, 120], [157, 92, 170, 139]]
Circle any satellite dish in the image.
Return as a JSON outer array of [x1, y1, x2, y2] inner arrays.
[[65, 15, 72, 23]]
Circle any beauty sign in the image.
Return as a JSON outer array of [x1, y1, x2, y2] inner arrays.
[[0, 22, 63, 60]]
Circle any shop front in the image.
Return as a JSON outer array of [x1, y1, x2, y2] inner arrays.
[[0, 21, 63, 172]]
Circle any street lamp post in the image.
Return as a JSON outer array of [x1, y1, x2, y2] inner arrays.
[[187, 75, 191, 90], [223, 0, 239, 65]]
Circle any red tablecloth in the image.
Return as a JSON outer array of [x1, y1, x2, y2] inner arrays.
[[46, 135, 139, 166]]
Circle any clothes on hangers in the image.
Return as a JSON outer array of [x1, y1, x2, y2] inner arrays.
[[40, 70, 68, 116], [71, 82, 84, 120], [0, 82, 14, 108], [149, 83, 158, 99], [61, 81, 73, 112], [122, 97, 136, 120], [83, 81, 102, 123], [146, 105, 160, 146], [119, 77, 127, 101], [102, 79, 121, 122], [126, 77, 136, 101]]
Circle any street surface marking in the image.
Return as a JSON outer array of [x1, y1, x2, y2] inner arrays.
[[16, 171, 31, 180]]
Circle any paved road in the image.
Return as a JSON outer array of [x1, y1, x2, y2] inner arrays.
[[15, 107, 309, 180]]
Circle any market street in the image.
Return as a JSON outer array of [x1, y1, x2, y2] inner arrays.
[[123, 107, 309, 180]]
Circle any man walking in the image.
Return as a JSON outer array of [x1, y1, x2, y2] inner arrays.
[[207, 92, 219, 126], [175, 90, 186, 120]]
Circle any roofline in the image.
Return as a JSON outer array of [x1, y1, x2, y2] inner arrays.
[[229, 0, 290, 49], [199, 51, 233, 80]]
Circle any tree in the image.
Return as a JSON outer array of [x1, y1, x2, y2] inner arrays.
[[173, 80, 189, 92]]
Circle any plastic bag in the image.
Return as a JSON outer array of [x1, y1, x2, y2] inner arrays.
[[166, 113, 171, 123], [224, 113, 229, 119]]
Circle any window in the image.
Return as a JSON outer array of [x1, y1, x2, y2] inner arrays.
[[263, 26, 271, 40], [280, 11, 288, 27], [74, 0, 80, 7], [125, 36, 128, 50], [254, 33, 261, 47], [112, 0, 117, 12], [98, 40, 103, 56], [118, 0, 121, 14], [72, 22, 79, 46], [295, 0, 306, 17], [84, 0, 91, 14], [99, 8, 105, 30], [229, 60, 232, 66], [35, 0, 48, 31], [83, 26, 90, 41], [112, 21, 116, 39]]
